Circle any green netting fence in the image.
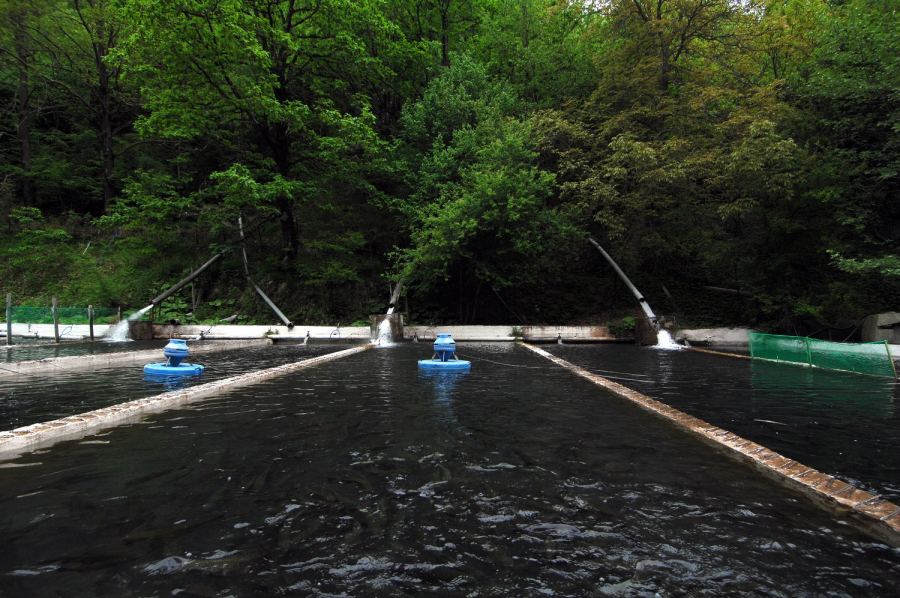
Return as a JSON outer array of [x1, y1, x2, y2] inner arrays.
[[748, 332, 898, 378], [3, 306, 122, 325]]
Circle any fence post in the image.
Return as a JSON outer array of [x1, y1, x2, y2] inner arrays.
[[88, 305, 94, 342], [5, 293, 11, 347], [805, 336, 813, 369], [52, 296, 60, 343]]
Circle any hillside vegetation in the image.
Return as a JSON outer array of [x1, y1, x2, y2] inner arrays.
[[2, 0, 898, 330]]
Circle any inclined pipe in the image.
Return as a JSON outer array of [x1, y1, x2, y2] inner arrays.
[[151, 253, 223, 306], [239, 217, 294, 329], [386, 280, 404, 315], [588, 237, 656, 319]]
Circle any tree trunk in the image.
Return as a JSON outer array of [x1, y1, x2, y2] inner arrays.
[[13, 8, 36, 208], [272, 127, 299, 261], [94, 34, 115, 212]]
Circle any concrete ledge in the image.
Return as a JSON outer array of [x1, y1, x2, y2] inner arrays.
[[157, 324, 371, 342], [678, 327, 753, 346], [520, 342, 900, 544], [0, 344, 374, 460], [0, 339, 272, 376], [404, 325, 615, 342], [5, 323, 113, 340]]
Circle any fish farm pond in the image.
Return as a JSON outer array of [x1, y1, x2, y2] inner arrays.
[[0, 341, 899, 596]]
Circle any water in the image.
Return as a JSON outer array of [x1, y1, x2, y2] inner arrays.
[[2, 340, 165, 364], [377, 319, 394, 346], [0, 344, 898, 595], [654, 329, 681, 350], [0, 344, 349, 431], [549, 343, 900, 503], [107, 304, 153, 342]]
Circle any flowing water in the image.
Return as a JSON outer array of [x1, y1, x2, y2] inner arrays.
[[0, 344, 348, 431], [107, 305, 153, 343], [653, 329, 681, 350], [548, 343, 900, 503], [2, 340, 165, 364], [378, 319, 395, 346], [1, 344, 899, 596]]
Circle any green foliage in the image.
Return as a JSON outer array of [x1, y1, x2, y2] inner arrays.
[[394, 57, 582, 292], [3, 0, 899, 329], [608, 315, 635, 338]]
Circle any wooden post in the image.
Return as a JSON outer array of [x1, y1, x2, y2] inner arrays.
[[5, 293, 11, 346], [52, 296, 60, 343], [88, 305, 94, 342]]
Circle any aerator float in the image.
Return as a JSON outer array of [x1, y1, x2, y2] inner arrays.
[[418, 334, 471, 370], [144, 339, 205, 377]]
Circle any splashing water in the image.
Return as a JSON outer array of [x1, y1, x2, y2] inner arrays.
[[654, 329, 681, 350], [377, 319, 394, 346], [107, 304, 153, 342]]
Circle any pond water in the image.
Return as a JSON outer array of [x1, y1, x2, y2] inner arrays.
[[1, 343, 898, 596], [0, 344, 347, 431], [2, 339, 166, 363], [546, 344, 900, 504]]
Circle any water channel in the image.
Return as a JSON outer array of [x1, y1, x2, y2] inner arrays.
[[1, 343, 899, 595], [545, 344, 900, 504]]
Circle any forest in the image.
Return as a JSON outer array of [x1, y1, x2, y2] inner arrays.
[[1, 0, 898, 332]]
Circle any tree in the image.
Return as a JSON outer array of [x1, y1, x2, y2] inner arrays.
[[792, 0, 900, 285], [394, 57, 581, 320], [121, 0, 396, 261]]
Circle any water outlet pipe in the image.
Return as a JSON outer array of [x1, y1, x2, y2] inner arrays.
[[239, 217, 294, 329], [151, 253, 224, 306], [386, 280, 403, 315], [588, 238, 656, 320]]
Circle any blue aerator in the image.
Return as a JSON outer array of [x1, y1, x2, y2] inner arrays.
[[144, 339, 205, 376], [418, 333, 470, 370]]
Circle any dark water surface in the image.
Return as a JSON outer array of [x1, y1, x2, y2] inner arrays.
[[0, 344, 347, 431], [546, 344, 900, 504], [2, 340, 167, 363], [1, 344, 898, 596]]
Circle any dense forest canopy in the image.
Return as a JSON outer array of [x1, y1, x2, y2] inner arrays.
[[1, 0, 898, 331]]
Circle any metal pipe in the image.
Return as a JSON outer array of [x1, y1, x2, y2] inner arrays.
[[238, 217, 251, 277], [52, 296, 60, 343], [588, 238, 656, 319], [151, 253, 223, 306], [248, 278, 293, 329], [386, 280, 403, 315], [238, 218, 293, 328], [6, 293, 12, 346]]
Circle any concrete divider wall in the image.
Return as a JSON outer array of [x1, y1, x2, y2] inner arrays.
[[404, 325, 616, 342]]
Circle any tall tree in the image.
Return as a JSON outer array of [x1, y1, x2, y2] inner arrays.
[[32, 0, 135, 212], [122, 0, 395, 261], [0, 0, 42, 207]]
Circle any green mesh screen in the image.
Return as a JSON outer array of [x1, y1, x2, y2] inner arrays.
[[749, 332, 897, 378], [3, 306, 121, 324]]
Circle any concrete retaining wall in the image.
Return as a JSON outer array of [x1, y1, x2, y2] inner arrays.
[[404, 325, 616, 342], [678, 327, 752, 345], [159, 323, 371, 342], [3, 323, 113, 340], [521, 342, 900, 544]]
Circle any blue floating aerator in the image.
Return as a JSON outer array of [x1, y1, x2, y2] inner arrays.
[[144, 339, 205, 376], [418, 333, 471, 370]]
